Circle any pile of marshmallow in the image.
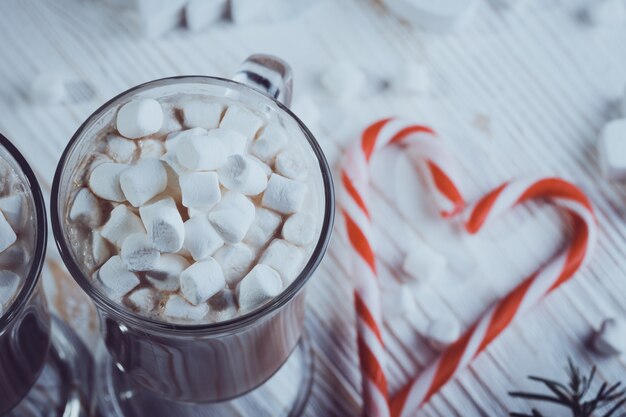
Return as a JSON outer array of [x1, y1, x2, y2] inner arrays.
[[69, 97, 317, 323], [598, 89, 626, 182]]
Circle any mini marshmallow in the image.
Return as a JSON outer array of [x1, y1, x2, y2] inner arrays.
[[599, 119, 626, 181], [593, 318, 626, 356], [160, 148, 189, 177], [392, 64, 430, 95], [146, 254, 190, 292], [165, 128, 208, 151], [245, 207, 281, 249], [238, 264, 283, 311], [89, 162, 128, 202], [250, 122, 288, 163], [159, 105, 183, 134], [185, 0, 228, 31], [179, 171, 221, 209], [275, 148, 308, 180], [213, 243, 254, 286], [183, 216, 224, 261], [28, 72, 66, 105], [0, 270, 20, 306], [181, 100, 224, 129], [139, 139, 165, 159], [121, 232, 160, 271], [120, 158, 168, 207], [262, 174, 307, 214], [207, 128, 247, 156], [282, 212, 316, 246], [188, 206, 210, 219], [249, 155, 272, 176], [116, 99, 163, 139], [106, 135, 136, 163], [218, 155, 268, 195], [0, 212, 17, 253], [426, 317, 461, 350], [139, 197, 185, 253], [382, 285, 418, 320], [163, 294, 208, 321], [320, 60, 366, 101], [402, 238, 447, 283], [98, 255, 140, 300], [101, 205, 145, 248], [259, 239, 303, 284], [180, 258, 225, 305], [176, 133, 228, 171], [219, 104, 264, 139], [127, 288, 157, 312], [69, 188, 102, 227], [91, 231, 111, 267], [209, 192, 255, 243], [385, 0, 477, 33], [0, 243, 27, 269]]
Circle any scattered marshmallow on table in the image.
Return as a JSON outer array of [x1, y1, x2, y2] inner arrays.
[[219, 104, 264, 139], [260, 239, 303, 284], [120, 158, 168, 207], [208, 192, 256, 243], [208, 128, 247, 157], [426, 317, 461, 350], [262, 174, 307, 214], [69, 188, 102, 228], [0, 270, 20, 307], [98, 255, 140, 300], [163, 294, 208, 321], [213, 243, 254, 286], [140, 197, 185, 253], [384, 0, 478, 33], [176, 133, 228, 171], [218, 155, 268, 195], [183, 216, 224, 261], [282, 212, 316, 246], [134, 0, 187, 38], [116, 99, 163, 139], [0, 212, 17, 253], [598, 119, 626, 181], [382, 285, 418, 320], [245, 207, 281, 249], [89, 162, 128, 202], [391, 63, 430, 95], [250, 122, 288, 163], [121, 232, 160, 271], [146, 254, 190, 292], [275, 148, 308, 180], [320, 60, 366, 101], [181, 100, 224, 129], [402, 237, 447, 283], [28, 72, 66, 105], [185, 0, 228, 31], [238, 264, 283, 311], [106, 135, 136, 163], [593, 318, 626, 356], [127, 288, 157, 312], [180, 258, 225, 305], [230, 0, 268, 25], [179, 171, 221, 209]]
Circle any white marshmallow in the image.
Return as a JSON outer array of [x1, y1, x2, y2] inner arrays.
[[320, 60, 366, 101], [181, 100, 224, 129], [282, 212, 316, 246], [176, 133, 228, 171], [106, 135, 136, 163], [599, 119, 626, 181], [146, 254, 190, 291], [179, 171, 221, 209], [259, 239, 303, 284], [593, 318, 626, 356], [209, 192, 255, 243], [249, 155, 272, 176], [92, 230, 112, 267], [120, 158, 168, 207], [382, 285, 418, 320], [213, 243, 254, 286], [0, 243, 27, 269], [275, 148, 308, 180], [183, 216, 224, 261], [208, 288, 238, 321], [163, 294, 208, 322], [230, 0, 269, 24], [98, 256, 140, 300], [165, 128, 208, 151], [188, 206, 210, 219], [28, 72, 66, 105], [139, 197, 185, 253], [159, 105, 183, 134], [135, 0, 186, 38], [185, 0, 228, 31], [426, 317, 461, 350], [245, 207, 281, 249], [0, 270, 20, 306], [101, 205, 145, 247], [582, 0, 625, 25], [238, 264, 283, 311], [262, 174, 307, 214], [121, 232, 160, 271], [384, 0, 477, 33], [180, 258, 225, 305], [89, 162, 128, 202], [402, 237, 447, 283], [69, 188, 102, 227], [160, 148, 189, 177], [116, 99, 163, 139], [392, 64, 430, 95], [127, 288, 157, 312], [219, 104, 264, 139], [218, 155, 268, 195], [0, 212, 17, 253], [139, 139, 165, 159], [208, 128, 248, 156], [250, 122, 288, 163]]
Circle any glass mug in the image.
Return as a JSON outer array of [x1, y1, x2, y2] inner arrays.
[[51, 55, 334, 411]]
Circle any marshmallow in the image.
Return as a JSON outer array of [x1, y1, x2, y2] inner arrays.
[[163, 294, 208, 321], [0, 243, 27, 269], [176, 133, 228, 171], [139, 139, 165, 159], [98, 256, 140, 300], [181, 100, 224, 129], [213, 243, 254, 286], [0, 196, 24, 231], [207, 128, 247, 156], [230, 0, 269, 24], [0, 270, 20, 307], [382, 286, 418, 320], [179, 171, 221, 209], [159, 105, 183, 134], [219, 105, 264, 139], [69, 188, 102, 227], [218, 155, 268, 195], [259, 239, 303, 284], [88, 162, 128, 202], [28, 72, 66, 105], [275, 148, 308, 180], [120, 158, 168, 207], [238, 264, 283, 311], [92, 230, 112, 266], [121, 232, 160, 271], [185, 0, 228, 31], [426, 317, 461, 350], [262, 174, 307, 214], [249, 155, 272, 176], [598, 119, 626, 181], [116, 99, 163, 139], [127, 288, 157, 312], [208, 288, 238, 321], [250, 122, 288, 163], [282, 212, 316, 246], [582, 0, 625, 25], [188, 206, 210, 219], [208, 192, 256, 243], [402, 237, 447, 283], [106, 135, 137, 163], [245, 207, 282, 249], [139, 197, 185, 253], [160, 148, 189, 177], [183, 216, 224, 261], [165, 128, 208, 151], [180, 258, 225, 305], [384, 0, 477, 33], [320, 60, 366, 101], [0, 212, 17, 253], [146, 254, 190, 291], [593, 318, 626, 356], [392, 64, 430, 95], [161, 163, 184, 202], [101, 205, 145, 248]]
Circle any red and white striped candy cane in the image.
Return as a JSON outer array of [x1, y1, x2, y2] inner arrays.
[[341, 118, 465, 417], [390, 177, 597, 417]]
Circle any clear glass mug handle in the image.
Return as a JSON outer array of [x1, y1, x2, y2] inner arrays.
[[232, 54, 293, 107]]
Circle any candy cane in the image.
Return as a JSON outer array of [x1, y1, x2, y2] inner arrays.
[[390, 177, 597, 417], [341, 118, 465, 417]]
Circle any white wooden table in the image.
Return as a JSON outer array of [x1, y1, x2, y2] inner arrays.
[[2, 0, 626, 415]]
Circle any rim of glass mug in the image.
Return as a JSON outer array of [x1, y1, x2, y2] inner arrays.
[[0, 133, 47, 331], [51, 75, 335, 336]]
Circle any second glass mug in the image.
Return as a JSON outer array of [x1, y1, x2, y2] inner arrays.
[[51, 55, 334, 404]]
